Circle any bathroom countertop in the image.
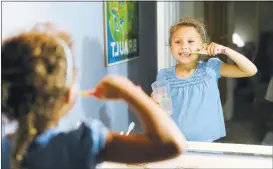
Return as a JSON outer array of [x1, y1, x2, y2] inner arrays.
[[187, 141, 272, 157]]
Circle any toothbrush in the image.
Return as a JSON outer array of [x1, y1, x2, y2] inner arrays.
[[126, 122, 135, 135], [78, 89, 96, 97], [190, 49, 207, 55], [190, 48, 226, 55], [119, 122, 135, 135]]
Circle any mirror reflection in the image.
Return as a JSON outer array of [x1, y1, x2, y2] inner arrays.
[[155, 1, 273, 145]]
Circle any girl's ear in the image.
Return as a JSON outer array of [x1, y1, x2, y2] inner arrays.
[[67, 83, 77, 104]]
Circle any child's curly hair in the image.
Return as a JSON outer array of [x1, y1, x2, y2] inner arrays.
[[1, 23, 73, 169], [169, 16, 209, 45]]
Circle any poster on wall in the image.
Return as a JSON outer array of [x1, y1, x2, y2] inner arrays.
[[104, 1, 139, 66]]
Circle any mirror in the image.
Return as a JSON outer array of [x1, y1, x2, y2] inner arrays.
[[156, 1, 273, 146], [2, 1, 272, 149]]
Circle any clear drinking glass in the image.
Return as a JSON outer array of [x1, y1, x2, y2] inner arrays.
[[151, 80, 173, 115]]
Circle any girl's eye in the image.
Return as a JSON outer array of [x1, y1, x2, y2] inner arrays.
[[175, 41, 180, 44], [189, 40, 195, 43]]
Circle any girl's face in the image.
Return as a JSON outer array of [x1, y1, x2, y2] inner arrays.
[[170, 26, 204, 65]]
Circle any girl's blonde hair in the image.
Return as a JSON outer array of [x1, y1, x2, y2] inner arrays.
[[169, 16, 209, 45]]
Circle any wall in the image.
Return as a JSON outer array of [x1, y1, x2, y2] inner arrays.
[[179, 2, 204, 20], [233, 1, 273, 44], [233, 2, 257, 44], [127, 2, 158, 133], [2, 2, 157, 134], [259, 1, 273, 32]]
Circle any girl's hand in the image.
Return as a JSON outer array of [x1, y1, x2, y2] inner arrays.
[[92, 75, 136, 100], [203, 42, 227, 56]]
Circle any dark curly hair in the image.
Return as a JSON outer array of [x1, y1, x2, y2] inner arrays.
[[1, 24, 73, 169]]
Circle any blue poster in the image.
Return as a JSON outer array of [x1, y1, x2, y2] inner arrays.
[[104, 1, 139, 66]]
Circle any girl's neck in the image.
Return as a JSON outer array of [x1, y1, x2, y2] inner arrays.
[[176, 62, 198, 72], [175, 62, 198, 78]]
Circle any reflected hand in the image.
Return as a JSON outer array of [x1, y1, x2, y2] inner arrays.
[[203, 42, 227, 56]]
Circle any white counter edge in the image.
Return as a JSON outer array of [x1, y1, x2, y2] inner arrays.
[[187, 141, 273, 156]]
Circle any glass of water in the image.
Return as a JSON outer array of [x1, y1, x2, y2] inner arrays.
[[151, 80, 173, 115]]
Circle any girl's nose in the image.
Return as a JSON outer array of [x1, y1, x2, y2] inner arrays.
[[180, 45, 188, 50]]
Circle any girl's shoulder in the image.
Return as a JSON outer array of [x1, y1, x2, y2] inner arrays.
[[199, 58, 223, 79], [199, 58, 222, 69], [157, 66, 176, 80]]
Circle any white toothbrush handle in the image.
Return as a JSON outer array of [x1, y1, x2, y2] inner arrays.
[[126, 122, 135, 135]]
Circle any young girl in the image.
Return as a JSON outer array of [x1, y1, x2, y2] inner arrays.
[[1, 24, 187, 169], [153, 16, 257, 142]]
